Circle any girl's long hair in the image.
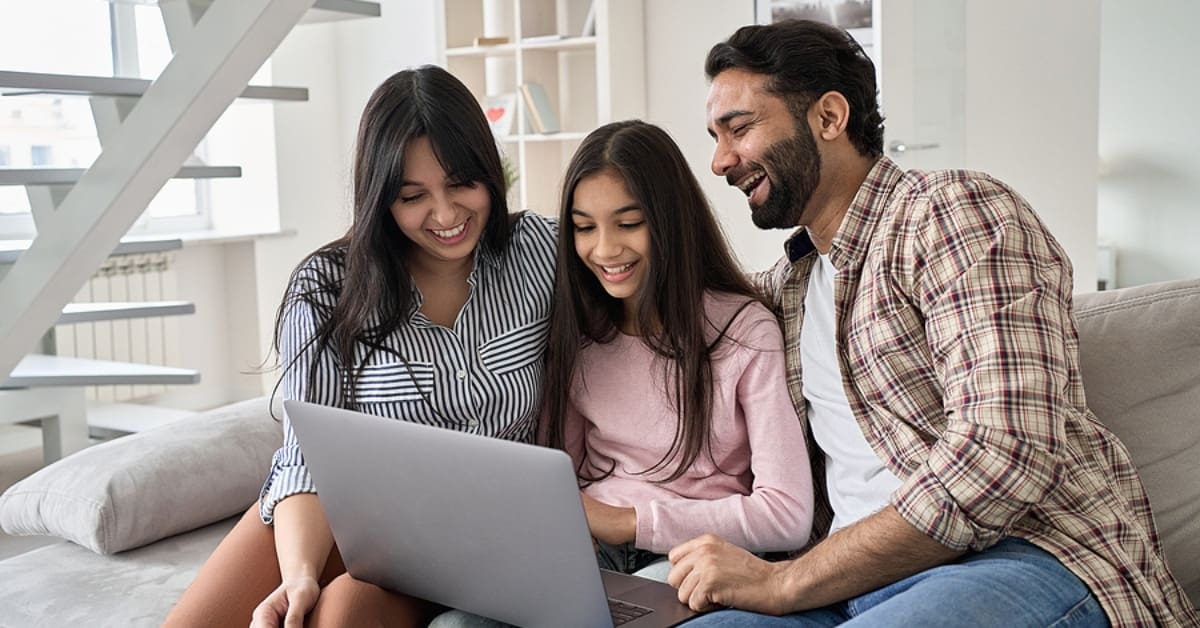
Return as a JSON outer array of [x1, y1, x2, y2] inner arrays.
[[270, 65, 511, 408], [544, 120, 762, 483]]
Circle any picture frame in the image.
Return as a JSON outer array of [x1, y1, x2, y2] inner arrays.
[[754, 0, 874, 59]]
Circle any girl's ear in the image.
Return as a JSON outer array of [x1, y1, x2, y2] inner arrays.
[[812, 91, 851, 141]]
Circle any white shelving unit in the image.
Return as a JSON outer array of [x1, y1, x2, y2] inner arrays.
[[438, 0, 645, 216]]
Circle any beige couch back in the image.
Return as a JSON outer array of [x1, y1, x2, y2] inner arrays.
[[1074, 278, 1200, 608]]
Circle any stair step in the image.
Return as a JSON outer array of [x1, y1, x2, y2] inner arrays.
[[86, 401, 197, 437], [102, 0, 380, 23], [0, 70, 309, 101], [0, 165, 241, 186], [303, 0, 382, 22], [3, 354, 200, 388], [0, 237, 183, 265], [57, 300, 195, 325]]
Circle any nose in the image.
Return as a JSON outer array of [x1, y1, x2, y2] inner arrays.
[[431, 192, 456, 225], [711, 138, 737, 177], [594, 227, 622, 259]]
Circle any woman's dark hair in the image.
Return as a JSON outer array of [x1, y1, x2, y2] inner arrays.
[[705, 19, 884, 158], [271, 65, 511, 407], [544, 120, 762, 483]]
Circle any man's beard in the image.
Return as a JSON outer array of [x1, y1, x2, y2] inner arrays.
[[750, 125, 822, 230]]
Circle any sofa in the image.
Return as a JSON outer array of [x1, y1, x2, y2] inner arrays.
[[1, 278, 1197, 626]]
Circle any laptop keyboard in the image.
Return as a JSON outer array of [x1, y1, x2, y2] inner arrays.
[[609, 598, 653, 625]]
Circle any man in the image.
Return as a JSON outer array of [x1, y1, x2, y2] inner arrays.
[[668, 19, 1199, 627]]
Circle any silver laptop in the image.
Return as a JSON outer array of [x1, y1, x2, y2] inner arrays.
[[284, 399, 701, 628]]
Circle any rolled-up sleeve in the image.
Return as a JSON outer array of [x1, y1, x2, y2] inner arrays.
[[258, 267, 342, 524], [889, 179, 1074, 551]]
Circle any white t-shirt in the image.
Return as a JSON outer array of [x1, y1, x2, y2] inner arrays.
[[800, 253, 903, 532]]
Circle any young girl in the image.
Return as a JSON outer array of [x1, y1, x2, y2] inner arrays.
[[545, 120, 814, 576], [165, 66, 556, 628]]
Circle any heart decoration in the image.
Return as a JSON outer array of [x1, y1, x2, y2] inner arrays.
[[486, 107, 506, 122]]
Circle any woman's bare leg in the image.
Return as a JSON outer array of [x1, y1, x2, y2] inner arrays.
[[163, 505, 346, 627], [307, 573, 438, 628]]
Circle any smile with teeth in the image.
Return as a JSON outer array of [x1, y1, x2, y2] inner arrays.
[[737, 171, 767, 197], [602, 262, 634, 274], [430, 221, 467, 239]]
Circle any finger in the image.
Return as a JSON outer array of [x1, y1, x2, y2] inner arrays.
[[668, 533, 720, 564], [684, 570, 713, 612], [283, 597, 306, 628], [674, 566, 696, 606], [250, 597, 280, 628]]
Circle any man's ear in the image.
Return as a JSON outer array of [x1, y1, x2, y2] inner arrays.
[[812, 91, 851, 141]]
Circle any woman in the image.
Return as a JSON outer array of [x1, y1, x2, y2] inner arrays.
[[543, 120, 813, 576], [165, 65, 556, 627]]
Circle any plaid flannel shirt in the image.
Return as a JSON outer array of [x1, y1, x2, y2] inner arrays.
[[757, 157, 1198, 627]]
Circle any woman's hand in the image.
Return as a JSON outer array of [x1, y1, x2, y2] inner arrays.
[[580, 492, 638, 546], [250, 574, 321, 628]]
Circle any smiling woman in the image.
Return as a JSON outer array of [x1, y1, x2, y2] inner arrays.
[[163, 65, 558, 628]]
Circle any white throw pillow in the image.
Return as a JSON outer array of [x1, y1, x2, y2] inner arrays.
[[0, 397, 281, 555]]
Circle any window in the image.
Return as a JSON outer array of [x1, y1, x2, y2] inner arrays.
[[30, 145, 55, 167]]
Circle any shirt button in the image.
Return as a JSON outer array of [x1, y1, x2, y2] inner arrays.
[[468, 419, 479, 428], [456, 369, 467, 381]]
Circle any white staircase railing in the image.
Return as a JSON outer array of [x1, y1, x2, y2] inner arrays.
[[0, 0, 318, 380]]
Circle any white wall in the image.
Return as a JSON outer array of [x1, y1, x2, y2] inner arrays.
[[645, 0, 786, 273], [1098, 1, 1200, 288], [960, 1, 1100, 294]]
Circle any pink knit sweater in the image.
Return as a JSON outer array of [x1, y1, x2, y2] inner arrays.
[[561, 293, 813, 554]]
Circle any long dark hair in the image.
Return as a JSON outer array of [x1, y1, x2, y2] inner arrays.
[[705, 19, 884, 158], [544, 120, 762, 483], [271, 65, 511, 407]]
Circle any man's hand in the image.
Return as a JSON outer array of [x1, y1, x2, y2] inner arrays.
[[667, 534, 794, 614], [249, 574, 321, 628], [580, 492, 638, 545]]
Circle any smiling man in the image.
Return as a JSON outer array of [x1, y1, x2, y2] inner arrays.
[[666, 19, 1199, 628]]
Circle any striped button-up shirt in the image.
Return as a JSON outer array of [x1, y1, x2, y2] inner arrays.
[[260, 213, 557, 522], [757, 157, 1198, 626]]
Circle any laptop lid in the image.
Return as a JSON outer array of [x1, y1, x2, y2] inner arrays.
[[284, 400, 696, 628]]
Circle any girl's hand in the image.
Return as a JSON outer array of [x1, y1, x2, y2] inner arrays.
[[580, 492, 638, 545], [249, 575, 321, 628]]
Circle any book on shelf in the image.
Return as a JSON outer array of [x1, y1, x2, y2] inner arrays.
[[518, 82, 560, 135], [482, 93, 517, 137], [473, 35, 510, 46], [522, 34, 565, 44]]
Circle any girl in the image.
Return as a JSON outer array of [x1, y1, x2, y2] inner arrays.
[[546, 120, 814, 577], [165, 66, 556, 627]]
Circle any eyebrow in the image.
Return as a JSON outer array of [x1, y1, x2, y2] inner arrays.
[[707, 109, 753, 138], [570, 205, 643, 218]]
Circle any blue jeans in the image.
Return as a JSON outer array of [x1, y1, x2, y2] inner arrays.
[[684, 538, 1108, 627]]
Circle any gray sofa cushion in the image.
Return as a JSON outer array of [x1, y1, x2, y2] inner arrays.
[[0, 516, 235, 627], [1074, 278, 1200, 608], [0, 396, 280, 554]]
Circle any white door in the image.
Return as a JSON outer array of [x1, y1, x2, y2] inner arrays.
[[874, 0, 1101, 292], [876, 0, 966, 171]]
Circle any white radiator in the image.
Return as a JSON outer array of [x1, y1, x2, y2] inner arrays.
[[53, 252, 182, 402]]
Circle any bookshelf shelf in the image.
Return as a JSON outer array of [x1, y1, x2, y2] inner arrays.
[[438, 0, 645, 216]]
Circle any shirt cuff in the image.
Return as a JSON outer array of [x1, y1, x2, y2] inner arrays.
[[258, 464, 316, 525]]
